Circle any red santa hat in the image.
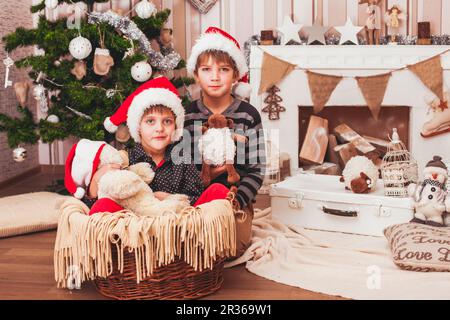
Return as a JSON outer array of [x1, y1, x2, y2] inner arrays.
[[186, 26, 252, 99], [64, 139, 123, 199], [103, 77, 184, 143]]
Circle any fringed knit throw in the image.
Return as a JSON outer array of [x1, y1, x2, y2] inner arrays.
[[54, 198, 236, 288]]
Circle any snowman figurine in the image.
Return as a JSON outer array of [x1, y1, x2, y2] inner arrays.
[[407, 156, 448, 227]]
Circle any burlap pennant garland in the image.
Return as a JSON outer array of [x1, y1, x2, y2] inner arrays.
[[306, 70, 343, 114], [408, 55, 444, 102], [258, 52, 296, 94], [356, 73, 392, 120]]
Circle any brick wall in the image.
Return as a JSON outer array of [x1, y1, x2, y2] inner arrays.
[[0, 1, 39, 184]]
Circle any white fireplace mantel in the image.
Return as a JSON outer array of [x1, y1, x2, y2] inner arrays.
[[249, 45, 450, 175]]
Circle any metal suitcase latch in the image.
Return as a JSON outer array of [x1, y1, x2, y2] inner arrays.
[[288, 192, 304, 209], [378, 206, 392, 217]]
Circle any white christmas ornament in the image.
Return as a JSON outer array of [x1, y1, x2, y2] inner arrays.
[[69, 36, 92, 60], [45, 0, 59, 9], [13, 147, 27, 162], [335, 17, 364, 45], [131, 61, 152, 82], [46, 114, 60, 123], [277, 16, 303, 45], [135, 0, 157, 19]]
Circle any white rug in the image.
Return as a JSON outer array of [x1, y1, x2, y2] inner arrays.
[[225, 208, 450, 300]]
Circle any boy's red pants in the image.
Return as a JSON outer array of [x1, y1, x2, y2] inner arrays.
[[193, 183, 230, 206], [89, 183, 229, 215]]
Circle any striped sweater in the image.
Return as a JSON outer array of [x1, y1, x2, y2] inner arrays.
[[184, 98, 266, 208]]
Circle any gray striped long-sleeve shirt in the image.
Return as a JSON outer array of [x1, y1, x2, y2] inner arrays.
[[183, 98, 266, 208]]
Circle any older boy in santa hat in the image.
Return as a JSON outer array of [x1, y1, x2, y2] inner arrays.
[[184, 27, 266, 257]]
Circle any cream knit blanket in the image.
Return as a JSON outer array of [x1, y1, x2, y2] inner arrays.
[[225, 208, 450, 300], [54, 198, 236, 288]]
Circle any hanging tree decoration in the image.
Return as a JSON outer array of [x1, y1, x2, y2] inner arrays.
[[131, 60, 153, 82], [33, 83, 49, 114], [71, 61, 87, 80], [44, 0, 58, 10], [14, 82, 30, 106], [135, 0, 157, 19], [93, 27, 114, 76], [69, 35, 92, 60], [262, 85, 286, 120], [87, 10, 181, 71], [3, 54, 14, 88], [13, 146, 27, 162]]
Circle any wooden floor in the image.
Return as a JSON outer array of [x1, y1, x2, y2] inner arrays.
[[0, 172, 342, 300]]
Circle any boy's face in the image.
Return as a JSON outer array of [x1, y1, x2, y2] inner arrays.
[[139, 109, 176, 154], [194, 55, 238, 99]]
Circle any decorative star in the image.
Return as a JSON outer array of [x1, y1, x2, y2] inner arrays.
[[335, 17, 364, 45], [438, 99, 448, 111], [303, 21, 330, 45], [277, 16, 303, 45]]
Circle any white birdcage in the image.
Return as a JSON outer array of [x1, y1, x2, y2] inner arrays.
[[258, 139, 281, 194], [381, 128, 418, 197]]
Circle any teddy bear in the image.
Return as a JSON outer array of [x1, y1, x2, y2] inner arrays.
[[97, 163, 190, 217], [65, 139, 189, 217], [407, 156, 448, 227], [340, 155, 379, 194], [198, 114, 247, 187]]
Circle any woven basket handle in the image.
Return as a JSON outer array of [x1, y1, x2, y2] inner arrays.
[[225, 186, 240, 211]]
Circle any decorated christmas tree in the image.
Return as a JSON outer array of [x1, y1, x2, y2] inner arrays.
[[1, 0, 193, 153]]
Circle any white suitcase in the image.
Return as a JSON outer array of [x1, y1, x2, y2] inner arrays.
[[270, 173, 414, 236]]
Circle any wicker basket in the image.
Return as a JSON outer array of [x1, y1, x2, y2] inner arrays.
[[55, 194, 237, 300], [94, 245, 224, 300]]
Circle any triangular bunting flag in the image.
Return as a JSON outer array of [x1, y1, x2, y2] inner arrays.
[[408, 55, 444, 102], [306, 71, 343, 113], [258, 52, 296, 95], [356, 73, 392, 120]]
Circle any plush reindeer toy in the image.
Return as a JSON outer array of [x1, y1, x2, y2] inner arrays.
[[198, 114, 247, 186]]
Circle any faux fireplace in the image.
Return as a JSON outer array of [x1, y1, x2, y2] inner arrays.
[[297, 105, 410, 175], [249, 45, 450, 177]]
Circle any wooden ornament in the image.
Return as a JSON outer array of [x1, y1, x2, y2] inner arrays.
[[14, 82, 30, 106], [115, 124, 131, 143], [159, 28, 173, 47], [71, 60, 87, 80], [262, 86, 286, 120]]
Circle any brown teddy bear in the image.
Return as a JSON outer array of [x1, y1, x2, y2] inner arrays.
[[198, 114, 247, 187]]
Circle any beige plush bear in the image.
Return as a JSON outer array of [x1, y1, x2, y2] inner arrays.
[[98, 161, 190, 217]]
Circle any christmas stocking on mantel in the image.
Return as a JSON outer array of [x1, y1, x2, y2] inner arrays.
[[421, 92, 450, 138]]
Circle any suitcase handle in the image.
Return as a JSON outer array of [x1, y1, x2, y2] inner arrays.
[[321, 206, 358, 217]]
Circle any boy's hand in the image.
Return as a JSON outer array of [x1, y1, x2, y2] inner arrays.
[[210, 165, 227, 181], [154, 191, 171, 201], [232, 133, 248, 144]]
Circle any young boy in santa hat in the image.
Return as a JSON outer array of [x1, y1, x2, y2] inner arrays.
[[101, 76, 230, 209], [184, 27, 266, 256]]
